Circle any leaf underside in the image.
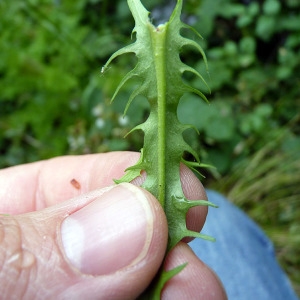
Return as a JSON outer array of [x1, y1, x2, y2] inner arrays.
[[103, 0, 215, 298]]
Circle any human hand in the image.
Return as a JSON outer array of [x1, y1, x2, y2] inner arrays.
[[0, 152, 226, 299]]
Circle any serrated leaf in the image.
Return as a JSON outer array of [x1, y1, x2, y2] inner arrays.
[[103, 0, 214, 298]]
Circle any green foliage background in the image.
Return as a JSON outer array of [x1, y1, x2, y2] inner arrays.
[[0, 0, 299, 295]]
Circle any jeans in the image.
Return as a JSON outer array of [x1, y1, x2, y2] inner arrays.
[[189, 190, 299, 300]]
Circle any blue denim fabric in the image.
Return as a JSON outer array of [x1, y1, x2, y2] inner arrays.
[[189, 190, 299, 300]]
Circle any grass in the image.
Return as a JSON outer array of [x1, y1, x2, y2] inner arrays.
[[209, 125, 300, 296]]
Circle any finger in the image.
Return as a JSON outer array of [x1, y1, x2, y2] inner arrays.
[[0, 152, 139, 214], [131, 163, 208, 242], [0, 153, 209, 238], [0, 183, 168, 300], [162, 242, 227, 300], [180, 163, 208, 242]]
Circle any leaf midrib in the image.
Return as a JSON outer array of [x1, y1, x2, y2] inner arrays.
[[151, 24, 168, 208]]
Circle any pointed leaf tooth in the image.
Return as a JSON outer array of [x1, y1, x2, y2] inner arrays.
[[199, 163, 216, 169], [181, 64, 210, 93], [163, 263, 187, 281], [181, 159, 202, 168], [181, 158, 205, 177], [179, 37, 208, 72], [185, 230, 216, 242], [126, 148, 145, 170], [114, 146, 145, 185], [111, 69, 137, 103], [186, 199, 218, 208], [181, 22, 204, 40], [188, 166, 205, 178], [172, 196, 217, 212], [185, 85, 209, 103], [182, 142, 201, 163], [115, 149, 144, 184], [124, 122, 145, 137], [102, 44, 137, 72], [125, 164, 144, 172], [169, 0, 183, 23], [130, 28, 137, 40], [169, 228, 215, 250], [123, 82, 148, 115], [148, 263, 187, 299], [114, 169, 141, 184]]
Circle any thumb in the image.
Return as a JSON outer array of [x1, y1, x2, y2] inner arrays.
[[0, 183, 168, 300]]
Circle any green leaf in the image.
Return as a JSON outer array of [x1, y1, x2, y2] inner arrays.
[[263, 0, 281, 15], [139, 264, 187, 300], [104, 0, 214, 297], [256, 15, 276, 40]]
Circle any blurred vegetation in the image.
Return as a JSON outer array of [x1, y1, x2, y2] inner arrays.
[[0, 0, 299, 295]]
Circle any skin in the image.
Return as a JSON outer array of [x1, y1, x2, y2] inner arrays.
[[0, 152, 227, 299]]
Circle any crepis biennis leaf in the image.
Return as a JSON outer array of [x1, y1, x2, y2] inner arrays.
[[103, 0, 215, 298]]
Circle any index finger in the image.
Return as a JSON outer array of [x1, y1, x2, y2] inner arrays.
[[0, 152, 208, 237], [0, 152, 138, 214]]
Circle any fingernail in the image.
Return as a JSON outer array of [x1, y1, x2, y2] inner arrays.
[[61, 183, 153, 275]]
